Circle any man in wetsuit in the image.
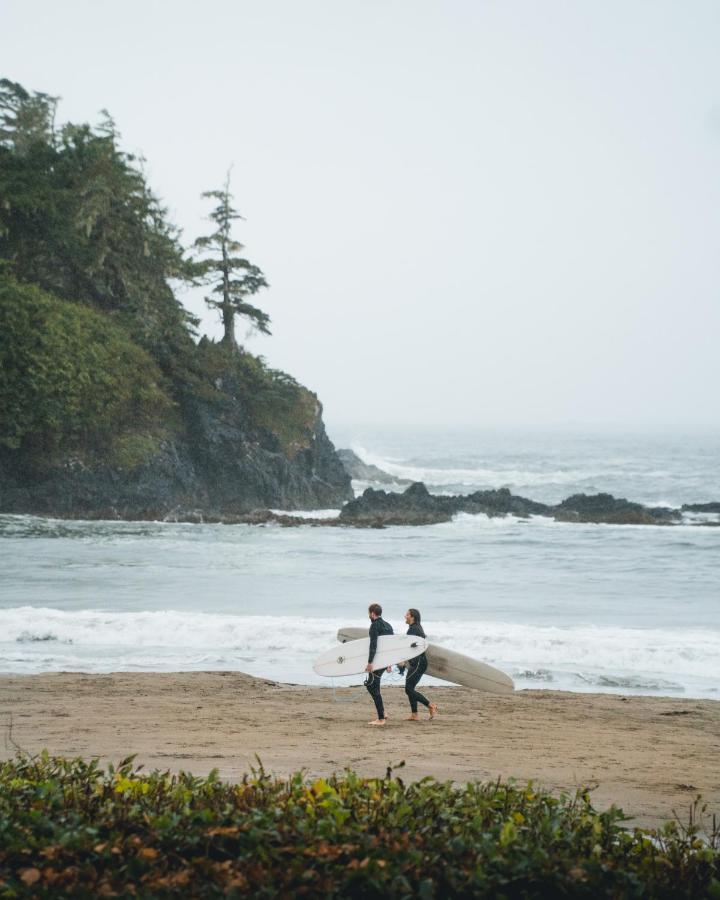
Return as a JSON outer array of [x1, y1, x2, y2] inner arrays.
[[365, 602, 394, 726]]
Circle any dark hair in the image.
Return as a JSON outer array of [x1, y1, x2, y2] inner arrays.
[[408, 608, 425, 637], [368, 603, 382, 617]]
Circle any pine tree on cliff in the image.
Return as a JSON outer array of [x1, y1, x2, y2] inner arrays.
[[194, 173, 269, 348]]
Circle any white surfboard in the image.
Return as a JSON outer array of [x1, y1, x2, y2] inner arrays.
[[337, 626, 514, 694], [313, 633, 427, 677]]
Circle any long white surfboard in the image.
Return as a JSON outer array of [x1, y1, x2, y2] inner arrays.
[[337, 626, 514, 694], [314, 634, 427, 677]]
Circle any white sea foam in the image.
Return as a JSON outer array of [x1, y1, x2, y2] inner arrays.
[[269, 509, 340, 519], [682, 511, 720, 525], [432, 512, 710, 534], [350, 445, 675, 496], [2, 607, 718, 697]]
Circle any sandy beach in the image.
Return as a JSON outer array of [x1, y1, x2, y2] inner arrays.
[[0, 672, 718, 830]]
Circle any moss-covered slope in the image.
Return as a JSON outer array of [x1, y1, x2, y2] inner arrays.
[[0, 278, 351, 517]]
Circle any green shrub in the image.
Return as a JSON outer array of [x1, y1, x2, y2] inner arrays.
[[193, 339, 318, 456], [106, 434, 164, 472], [0, 754, 717, 897], [0, 278, 174, 458]]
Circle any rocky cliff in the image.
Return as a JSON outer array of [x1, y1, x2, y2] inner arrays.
[[0, 384, 352, 520]]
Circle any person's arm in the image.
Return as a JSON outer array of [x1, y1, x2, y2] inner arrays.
[[368, 620, 378, 665]]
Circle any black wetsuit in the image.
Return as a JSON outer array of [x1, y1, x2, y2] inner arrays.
[[365, 616, 394, 719], [404, 622, 430, 713]]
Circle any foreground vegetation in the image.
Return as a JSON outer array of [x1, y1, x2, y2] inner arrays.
[[0, 755, 718, 897]]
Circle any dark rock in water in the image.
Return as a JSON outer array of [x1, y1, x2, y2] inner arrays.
[[340, 482, 550, 526], [554, 493, 680, 525], [681, 501, 720, 513], [0, 391, 352, 519], [340, 483, 453, 525], [336, 448, 412, 485], [339, 483, 687, 528], [460, 488, 550, 518]]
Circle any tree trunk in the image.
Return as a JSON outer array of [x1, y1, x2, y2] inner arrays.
[[221, 301, 236, 347], [220, 229, 236, 347]]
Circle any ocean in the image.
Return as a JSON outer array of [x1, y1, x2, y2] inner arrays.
[[1, 426, 718, 699]]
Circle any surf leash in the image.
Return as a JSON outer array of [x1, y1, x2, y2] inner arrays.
[[330, 666, 405, 702]]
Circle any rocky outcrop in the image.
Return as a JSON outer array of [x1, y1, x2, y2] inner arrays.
[[336, 449, 412, 485], [0, 391, 352, 519], [553, 493, 680, 525], [340, 482, 550, 525], [339, 483, 683, 527], [339, 482, 453, 525]]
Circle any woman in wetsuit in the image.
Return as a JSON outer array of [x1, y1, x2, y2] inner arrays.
[[403, 608, 438, 721]]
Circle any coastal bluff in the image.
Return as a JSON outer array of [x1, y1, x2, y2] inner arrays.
[[0, 284, 352, 520], [0, 379, 352, 519], [0, 86, 353, 523]]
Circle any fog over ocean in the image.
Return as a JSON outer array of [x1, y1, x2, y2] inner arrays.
[[1, 427, 718, 699]]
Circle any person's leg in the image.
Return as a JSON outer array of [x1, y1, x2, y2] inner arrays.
[[406, 659, 430, 712], [405, 666, 422, 714], [423, 658, 438, 718], [413, 658, 437, 717], [365, 669, 385, 721]]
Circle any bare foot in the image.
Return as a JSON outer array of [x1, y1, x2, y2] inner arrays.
[[406, 714, 419, 721], [368, 719, 387, 727], [428, 703, 438, 719]]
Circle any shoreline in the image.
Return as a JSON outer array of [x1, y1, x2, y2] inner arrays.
[[2, 506, 719, 529], [1, 671, 718, 830], [0, 670, 715, 702]]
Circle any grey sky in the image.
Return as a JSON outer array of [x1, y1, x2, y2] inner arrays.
[[3, 0, 719, 429]]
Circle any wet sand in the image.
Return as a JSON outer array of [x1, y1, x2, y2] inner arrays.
[[1, 672, 718, 829]]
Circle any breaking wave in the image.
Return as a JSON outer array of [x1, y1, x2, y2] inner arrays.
[[348, 444, 697, 508], [1, 607, 718, 698], [352, 444, 603, 489]]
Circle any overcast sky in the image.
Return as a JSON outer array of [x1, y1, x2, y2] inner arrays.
[[3, 0, 720, 430]]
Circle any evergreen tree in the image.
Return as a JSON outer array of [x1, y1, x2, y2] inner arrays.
[[194, 173, 269, 348], [0, 78, 58, 152]]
